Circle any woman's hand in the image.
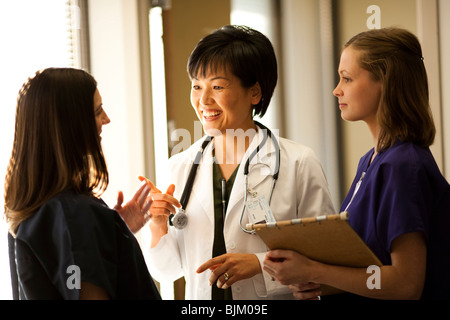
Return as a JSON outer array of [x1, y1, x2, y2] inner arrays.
[[289, 283, 321, 300], [114, 181, 152, 233], [138, 176, 181, 247], [138, 176, 181, 225], [263, 250, 321, 300], [197, 253, 262, 289], [263, 250, 319, 285]]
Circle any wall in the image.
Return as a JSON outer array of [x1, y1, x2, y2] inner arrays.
[[88, 0, 149, 207], [280, 0, 341, 208], [231, 0, 283, 132], [416, 0, 444, 176], [440, 0, 450, 180], [163, 0, 230, 151]]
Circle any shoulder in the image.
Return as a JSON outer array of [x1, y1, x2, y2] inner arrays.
[[167, 136, 211, 175], [169, 137, 206, 162], [371, 142, 448, 198], [275, 137, 330, 183], [278, 137, 316, 157], [17, 190, 114, 240], [383, 142, 429, 161], [51, 191, 113, 222], [38, 190, 108, 211], [278, 137, 321, 167], [378, 142, 436, 172]]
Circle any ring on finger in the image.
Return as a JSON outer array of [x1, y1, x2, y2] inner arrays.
[[224, 272, 230, 282]]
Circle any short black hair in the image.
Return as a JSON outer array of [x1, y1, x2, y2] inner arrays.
[[187, 25, 277, 118]]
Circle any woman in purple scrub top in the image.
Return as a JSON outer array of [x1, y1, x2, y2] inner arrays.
[[263, 28, 450, 300]]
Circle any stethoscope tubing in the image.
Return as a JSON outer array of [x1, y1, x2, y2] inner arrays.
[[170, 122, 280, 231]]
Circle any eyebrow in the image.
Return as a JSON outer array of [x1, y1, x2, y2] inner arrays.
[[192, 76, 230, 81], [338, 69, 352, 76]]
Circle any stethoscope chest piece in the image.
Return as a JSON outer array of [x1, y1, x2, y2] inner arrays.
[[170, 209, 188, 229]]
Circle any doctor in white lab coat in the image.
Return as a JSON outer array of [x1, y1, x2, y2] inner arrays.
[[145, 128, 335, 299], [141, 25, 335, 300]]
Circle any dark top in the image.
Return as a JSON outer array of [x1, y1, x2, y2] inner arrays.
[[9, 190, 161, 300], [211, 161, 239, 300], [338, 142, 450, 299]]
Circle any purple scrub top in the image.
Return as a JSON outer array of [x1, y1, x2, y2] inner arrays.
[[340, 142, 450, 299]]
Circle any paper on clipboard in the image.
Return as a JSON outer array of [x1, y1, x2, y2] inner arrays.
[[249, 212, 382, 295]]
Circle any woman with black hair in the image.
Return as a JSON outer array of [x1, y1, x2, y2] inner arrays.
[[141, 25, 335, 300]]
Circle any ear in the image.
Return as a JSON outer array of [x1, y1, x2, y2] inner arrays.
[[250, 82, 262, 105]]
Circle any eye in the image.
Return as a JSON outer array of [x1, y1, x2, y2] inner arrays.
[[343, 77, 351, 83], [192, 84, 201, 90], [95, 106, 104, 116], [213, 85, 224, 90]]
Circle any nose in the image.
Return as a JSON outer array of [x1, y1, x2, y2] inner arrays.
[[102, 112, 111, 125], [333, 83, 342, 97], [200, 88, 213, 106]]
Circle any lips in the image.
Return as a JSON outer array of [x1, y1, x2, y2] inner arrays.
[[202, 109, 222, 120]]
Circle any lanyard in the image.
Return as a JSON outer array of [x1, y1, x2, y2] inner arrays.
[[343, 171, 366, 213]]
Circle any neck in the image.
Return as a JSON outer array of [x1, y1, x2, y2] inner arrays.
[[365, 120, 380, 153], [213, 124, 257, 166], [365, 120, 380, 164]]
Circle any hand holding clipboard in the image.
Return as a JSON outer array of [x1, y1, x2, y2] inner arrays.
[[249, 212, 382, 295]]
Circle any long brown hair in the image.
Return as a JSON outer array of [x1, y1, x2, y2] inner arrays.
[[344, 27, 436, 152], [4, 68, 109, 235]]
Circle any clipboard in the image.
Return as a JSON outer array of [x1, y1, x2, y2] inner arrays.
[[248, 212, 382, 295]]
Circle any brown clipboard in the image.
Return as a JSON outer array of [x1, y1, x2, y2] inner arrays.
[[249, 212, 383, 295]]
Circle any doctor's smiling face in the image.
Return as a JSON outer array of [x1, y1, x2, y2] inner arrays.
[[190, 65, 261, 137], [333, 46, 382, 128]]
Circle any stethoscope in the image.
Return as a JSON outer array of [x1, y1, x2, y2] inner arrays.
[[169, 121, 280, 234]]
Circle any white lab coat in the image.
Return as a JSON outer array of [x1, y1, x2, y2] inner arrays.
[[145, 126, 335, 299]]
